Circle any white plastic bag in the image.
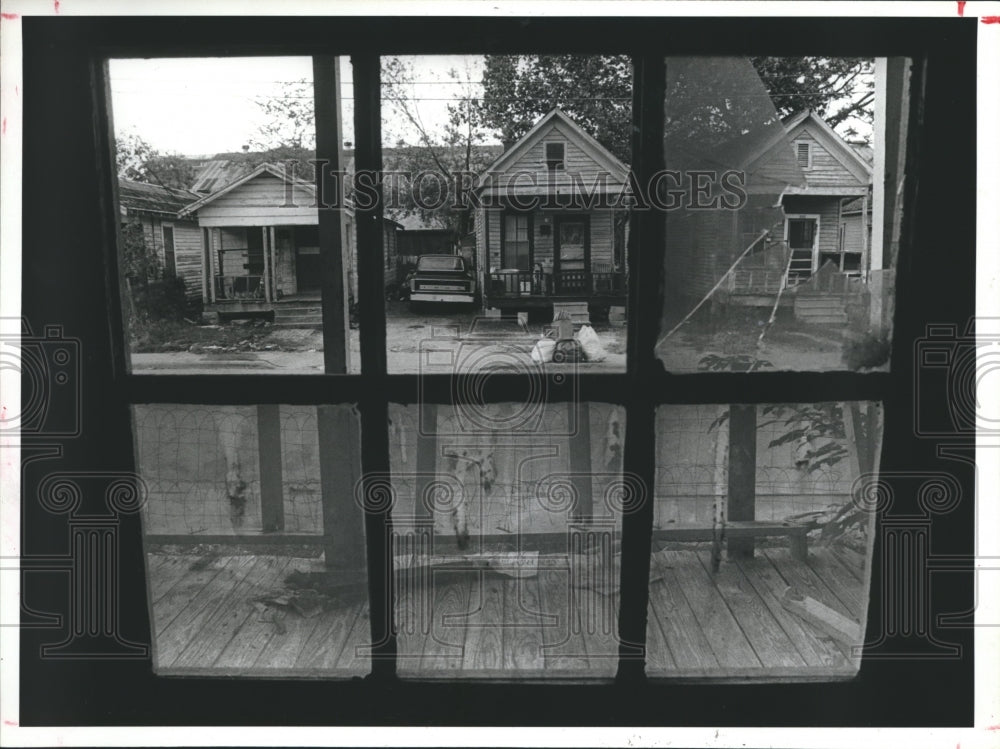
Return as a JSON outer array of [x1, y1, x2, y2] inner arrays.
[[575, 325, 607, 362], [531, 337, 556, 363]]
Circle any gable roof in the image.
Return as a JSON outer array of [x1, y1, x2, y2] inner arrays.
[[179, 162, 316, 217], [783, 109, 873, 183], [118, 179, 201, 218], [476, 108, 629, 187]]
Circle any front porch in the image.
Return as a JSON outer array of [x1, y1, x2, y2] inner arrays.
[[487, 268, 627, 309]]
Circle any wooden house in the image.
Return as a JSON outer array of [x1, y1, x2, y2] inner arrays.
[[472, 109, 630, 317], [665, 110, 874, 326], [117, 179, 203, 301], [178, 163, 399, 325]]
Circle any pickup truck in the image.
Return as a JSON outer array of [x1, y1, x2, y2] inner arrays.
[[406, 254, 477, 308]]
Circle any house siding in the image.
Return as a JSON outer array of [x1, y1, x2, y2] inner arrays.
[[782, 196, 841, 257], [132, 214, 202, 301], [793, 127, 867, 191], [197, 173, 318, 226]]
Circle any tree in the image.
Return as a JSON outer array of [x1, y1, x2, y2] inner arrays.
[[381, 57, 497, 242], [115, 130, 196, 190], [477, 55, 875, 158]]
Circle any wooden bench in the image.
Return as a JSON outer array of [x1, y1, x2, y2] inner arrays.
[[652, 520, 809, 561]]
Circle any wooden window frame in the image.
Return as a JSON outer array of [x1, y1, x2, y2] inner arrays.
[[16, 15, 976, 728], [545, 140, 566, 170], [796, 139, 812, 169]]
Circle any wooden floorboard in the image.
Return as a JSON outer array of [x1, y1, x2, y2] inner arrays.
[[210, 557, 298, 670], [698, 551, 806, 669], [661, 550, 761, 669], [173, 556, 293, 669], [461, 572, 504, 671], [646, 567, 719, 672], [414, 571, 473, 672], [502, 575, 546, 670], [147, 547, 866, 679], [154, 555, 258, 668], [536, 567, 590, 671], [763, 548, 862, 667], [734, 554, 847, 669]]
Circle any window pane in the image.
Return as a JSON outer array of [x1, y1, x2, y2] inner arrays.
[[110, 57, 359, 374], [133, 404, 369, 676], [647, 402, 882, 679], [656, 57, 902, 373], [384, 55, 630, 373], [388, 402, 626, 678]]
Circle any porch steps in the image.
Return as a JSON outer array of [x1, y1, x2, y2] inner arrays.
[[794, 294, 848, 325], [272, 304, 324, 329], [551, 302, 591, 327]]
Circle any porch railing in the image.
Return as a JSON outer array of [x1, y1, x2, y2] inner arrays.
[[215, 274, 265, 301], [488, 270, 625, 299]]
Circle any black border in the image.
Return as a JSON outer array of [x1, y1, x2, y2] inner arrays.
[[19, 15, 976, 727]]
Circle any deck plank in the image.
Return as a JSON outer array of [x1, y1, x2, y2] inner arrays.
[[211, 557, 302, 670], [294, 598, 365, 670], [734, 555, 847, 669], [698, 552, 806, 669], [334, 602, 370, 673], [154, 555, 258, 666], [536, 566, 590, 671], [173, 556, 293, 669], [502, 575, 546, 671], [643, 597, 677, 673], [661, 550, 760, 669], [763, 548, 862, 666], [645, 570, 720, 673], [419, 571, 474, 672], [461, 572, 504, 671], [807, 549, 866, 619]]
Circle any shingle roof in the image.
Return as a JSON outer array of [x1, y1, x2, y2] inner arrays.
[[118, 179, 201, 217]]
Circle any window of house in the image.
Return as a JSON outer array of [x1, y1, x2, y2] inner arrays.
[[502, 212, 532, 271], [545, 141, 566, 170]]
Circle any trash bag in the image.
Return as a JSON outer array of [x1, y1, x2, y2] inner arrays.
[[576, 324, 607, 362], [531, 337, 556, 363]]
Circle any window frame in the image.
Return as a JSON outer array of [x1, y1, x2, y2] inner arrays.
[[796, 139, 813, 169], [545, 140, 566, 170], [16, 14, 977, 728]]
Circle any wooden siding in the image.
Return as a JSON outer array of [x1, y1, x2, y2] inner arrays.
[[791, 127, 867, 191], [484, 120, 627, 196], [133, 215, 202, 300], [841, 213, 865, 256], [197, 173, 319, 227]]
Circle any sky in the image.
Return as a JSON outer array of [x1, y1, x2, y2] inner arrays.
[[108, 55, 871, 158]]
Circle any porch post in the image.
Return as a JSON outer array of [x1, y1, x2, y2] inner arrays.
[[269, 227, 278, 298], [262, 225, 272, 302], [861, 194, 870, 278], [209, 227, 219, 303], [200, 227, 209, 304], [727, 404, 757, 559]]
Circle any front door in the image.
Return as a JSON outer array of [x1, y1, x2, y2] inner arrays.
[[785, 216, 818, 286], [294, 225, 321, 291], [554, 215, 590, 295]]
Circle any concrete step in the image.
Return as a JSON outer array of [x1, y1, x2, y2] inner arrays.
[[797, 314, 848, 325], [271, 322, 323, 331], [552, 302, 591, 326], [274, 315, 324, 326]]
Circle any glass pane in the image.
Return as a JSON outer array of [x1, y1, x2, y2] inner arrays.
[[656, 57, 902, 372], [133, 404, 369, 676], [388, 402, 627, 678], [383, 54, 631, 373], [647, 402, 882, 680], [110, 57, 359, 374]]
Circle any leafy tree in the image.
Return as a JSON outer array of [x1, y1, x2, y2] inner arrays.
[[477, 55, 874, 160], [115, 130, 196, 189]]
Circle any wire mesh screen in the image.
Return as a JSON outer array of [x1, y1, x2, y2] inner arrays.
[[133, 404, 328, 536], [654, 403, 858, 527], [389, 402, 626, 545]]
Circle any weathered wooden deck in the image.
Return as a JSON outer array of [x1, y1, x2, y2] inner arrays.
[[146, 544, 865, 681]]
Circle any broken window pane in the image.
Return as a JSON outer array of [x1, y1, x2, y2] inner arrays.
[[656, 57, 902, 373], [110, 57, 359, 374], [133, 404, 369, 676], [388, 402, 627, 677], [647, 402, 882, 679], [382, 55, 631, 373]]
